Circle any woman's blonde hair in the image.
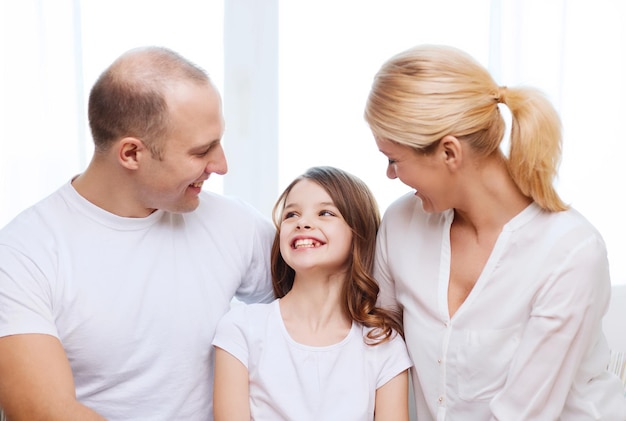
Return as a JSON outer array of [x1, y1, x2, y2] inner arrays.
[[364, 44, 567, 212]]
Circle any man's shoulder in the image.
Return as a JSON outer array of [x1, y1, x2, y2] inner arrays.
[[0, 186, 68, 240], [197, 191, 262, 216], [185, 192, 274, 243], [195, 191, 272, 228]]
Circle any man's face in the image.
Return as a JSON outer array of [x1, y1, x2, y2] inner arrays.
[[137, 81, 227, 214]]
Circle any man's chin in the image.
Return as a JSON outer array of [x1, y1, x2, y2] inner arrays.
[[165, 198, 200, 214]]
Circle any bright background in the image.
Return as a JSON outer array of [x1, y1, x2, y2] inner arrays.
[[1, 1, 624, 284]]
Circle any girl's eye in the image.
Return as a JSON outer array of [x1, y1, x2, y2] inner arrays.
[[319, 210, 335, 217], [388, 158, 396, 165], [283, 211, 297, 220]]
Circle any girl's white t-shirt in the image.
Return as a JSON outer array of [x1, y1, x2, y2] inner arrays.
[[213, 299, 412, 421]]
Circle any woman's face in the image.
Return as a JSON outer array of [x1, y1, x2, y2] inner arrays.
[[375, 136, 451, 213]]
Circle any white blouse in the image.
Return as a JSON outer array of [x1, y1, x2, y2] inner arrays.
[[375, 193, 626, 420]]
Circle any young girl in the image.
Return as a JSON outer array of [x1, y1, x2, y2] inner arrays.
[[212, 166, 412, 421]]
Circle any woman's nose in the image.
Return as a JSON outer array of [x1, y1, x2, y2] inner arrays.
[[386, 164, 397, 179]]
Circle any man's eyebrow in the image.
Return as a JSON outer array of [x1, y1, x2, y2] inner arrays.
[[190, 139, 221, 152]]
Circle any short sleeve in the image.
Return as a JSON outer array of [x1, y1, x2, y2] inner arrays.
[[234, 205, 275, 305], [212, 304, 251, 368], [0, 244, 58, 338], [374, 330, 413, 389]]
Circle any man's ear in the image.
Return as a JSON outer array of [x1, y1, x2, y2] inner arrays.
[[440, 135, 463, 171], [117, 137, 145, 170]]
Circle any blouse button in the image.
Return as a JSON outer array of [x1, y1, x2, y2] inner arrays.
[[438, 396, 444, 403]]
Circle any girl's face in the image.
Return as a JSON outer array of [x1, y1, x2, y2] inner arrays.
[[279, 179, 353, 277], [375, 136, 450, 213]]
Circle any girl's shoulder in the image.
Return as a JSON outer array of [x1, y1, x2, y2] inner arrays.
[[359, 325, 407, 349], [357, 325, 413, 379], [220, 299, 278, 325]]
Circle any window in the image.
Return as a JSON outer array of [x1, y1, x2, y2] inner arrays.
[[1, 1, 624, 284]]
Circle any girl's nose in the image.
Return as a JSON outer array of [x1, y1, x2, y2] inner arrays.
[[296, 218, 311, 229]]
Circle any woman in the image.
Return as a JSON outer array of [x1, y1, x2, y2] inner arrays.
[[364, 44, 626, 420]]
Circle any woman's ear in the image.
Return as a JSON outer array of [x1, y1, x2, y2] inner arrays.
[[117, 137, 145, 170], [440, 135, 463, 171]]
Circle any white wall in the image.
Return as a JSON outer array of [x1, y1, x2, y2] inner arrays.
[[1, 1, 624, 285]]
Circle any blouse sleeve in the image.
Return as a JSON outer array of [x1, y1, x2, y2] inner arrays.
[[490, 233, 613, 419], [374, 215, 400, 313]]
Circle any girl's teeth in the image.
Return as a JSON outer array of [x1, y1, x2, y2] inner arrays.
[[294, 239, 319, 248]]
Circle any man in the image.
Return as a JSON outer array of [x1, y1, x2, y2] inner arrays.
[[0, 47, 274, 420]]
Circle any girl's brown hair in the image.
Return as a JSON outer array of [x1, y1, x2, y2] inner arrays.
[[271, 166, 403, 344]]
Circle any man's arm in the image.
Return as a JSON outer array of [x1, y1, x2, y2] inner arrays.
[[0, 334, 106, 421]]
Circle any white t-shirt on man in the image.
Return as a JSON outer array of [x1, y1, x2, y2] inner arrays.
[[0, 180, 275, 420]]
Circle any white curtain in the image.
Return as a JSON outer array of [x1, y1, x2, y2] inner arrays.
[[492, 1, 626, 285], [1, 0, 624, 284], [278, 0, 626, 284], [0, 0, 86, 227], [0, 0, 224, 227]]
